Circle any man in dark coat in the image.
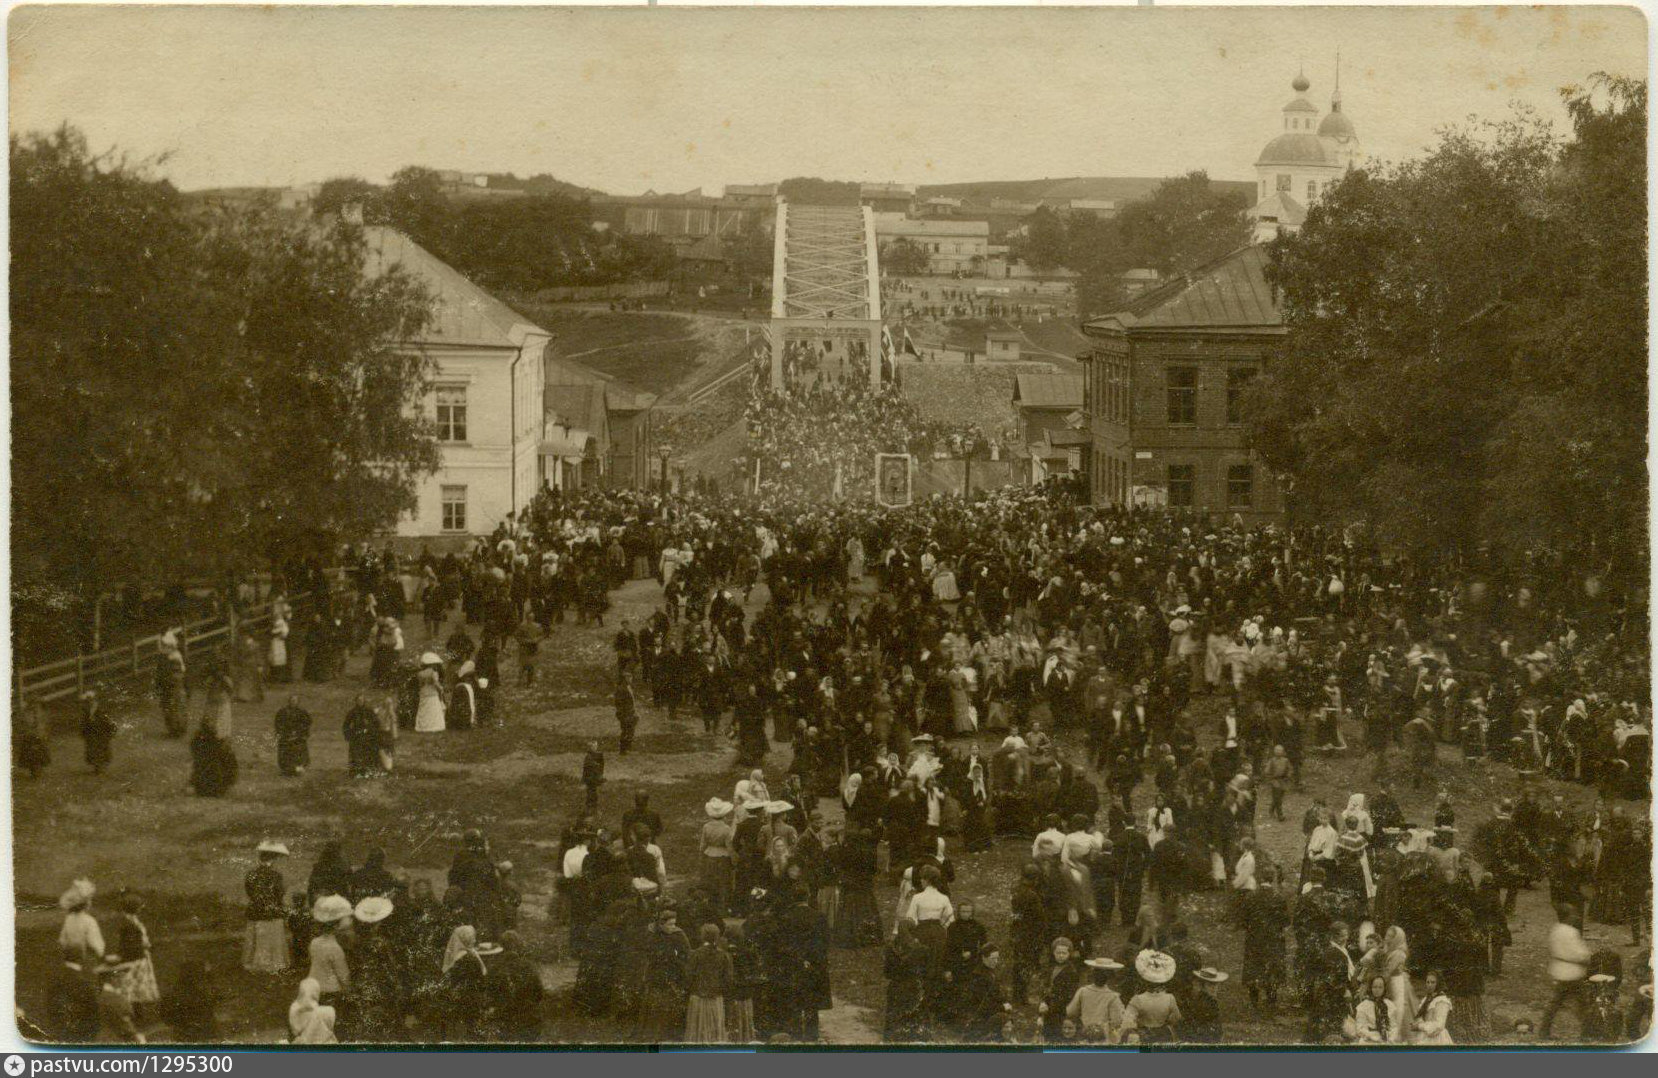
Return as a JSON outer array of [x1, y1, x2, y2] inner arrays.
[[582, 742, 605, 814], [615, 673, 639, 755], [274, 696, 312, 777], [774, 894, 832, 1040]]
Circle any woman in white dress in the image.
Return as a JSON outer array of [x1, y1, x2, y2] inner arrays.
[[1411, 969, 1454, 1045], [845, 536, 865, 583], [414, 663, 447, 733], [1379, 925, 1417, 1041], [1343, 793, 1374, 837]]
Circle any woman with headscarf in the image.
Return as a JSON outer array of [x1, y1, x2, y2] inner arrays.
[[1353, 974, 1395, 1043], [963, 754, 993, 853], [288, 978, 338, 1044], [1342, 793, 1374, 837], [269, 611, 292, 685], [58, 878, 105, 985], [1375, 925, 1416, 1041], [439, 925, 492, 1041]]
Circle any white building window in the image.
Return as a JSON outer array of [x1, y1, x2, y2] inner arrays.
[[440, 485, 467, 532], [435, 386, 468, 443], [1307, 180, 1317, 202]]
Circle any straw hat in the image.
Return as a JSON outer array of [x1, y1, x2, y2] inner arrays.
[[1135, 950, 1176, 985], [704, 797, 733, 819], [58, 878, 95, 912], [910, 733, 935, 744], [1194, 967, 1229, 983], [632, 878, 660, 895], [1588, 974, 1617, 984], [419, 652, 442, 666], [1083, 957, 1124, 971], [312, 895, 353, 923], [765, 801, 793, 815], [255, 839, 291, 857], [353, 896, 394, 924]]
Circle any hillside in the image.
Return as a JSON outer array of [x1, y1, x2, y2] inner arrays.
[[918, 175, 1255, 204]]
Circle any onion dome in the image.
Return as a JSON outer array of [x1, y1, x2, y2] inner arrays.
[[1255, 133, 1335, 168]]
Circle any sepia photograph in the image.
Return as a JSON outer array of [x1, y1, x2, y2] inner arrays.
[[5, 2, 1652, 1052]]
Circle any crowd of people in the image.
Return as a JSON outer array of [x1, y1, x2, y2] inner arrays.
[[27, 466, 1655, 1045]]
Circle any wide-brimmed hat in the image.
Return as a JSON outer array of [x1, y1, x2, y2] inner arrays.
[[58, 878, 95, 911], [475, 942, 503, 957], [705, 797, 733, 819], [1194, 967, 1229, 983], [632, 878, 660, 895], [1135, 950, 1176, 985], [312, 895, 353, 923], [1083, 957, 1124, 971], [419, 651, 442, 666], [1588, 974, 1617, 984], [1337, 831, 1368, 854], [765, 801, 793, 815], [256, 839, 291, 857], [910, 733, 935, 744], [353, 896, 393, 924]]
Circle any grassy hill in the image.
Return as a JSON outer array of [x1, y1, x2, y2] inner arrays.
[[919, 175, 1256, 204]]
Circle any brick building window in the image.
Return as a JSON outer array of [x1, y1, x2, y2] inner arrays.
[[1168, 464, 1195, 508], [435, 386, 468, 443], [1227, 367, 1257, 424], [1227, 464, 1254, 508], [440, 485, 468, 532], [1166, 367, 1197, 425]]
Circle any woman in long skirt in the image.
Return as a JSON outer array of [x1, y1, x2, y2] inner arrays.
[[414, 665, 447, 733], [108, 892, 161, 1013], [684, 925, 731, 1043], [725, 924, 761, 1042]]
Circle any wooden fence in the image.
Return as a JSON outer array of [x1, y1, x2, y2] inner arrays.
[[13, 581, 341, 708], [532, 280, 671, 303]]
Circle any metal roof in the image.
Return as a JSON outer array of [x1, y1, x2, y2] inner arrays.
[[361, 226, 546, 349], [1085, 245, 1282, 333], [1013, 373, 1084, 410]]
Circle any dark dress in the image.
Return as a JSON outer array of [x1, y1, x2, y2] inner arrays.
[[882, 938, 928, 1041], [81, 697, 114, 772], [189, 728, 238, 797], [274, 704, 311, 775]]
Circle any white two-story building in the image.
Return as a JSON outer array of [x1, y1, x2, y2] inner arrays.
[[362, 226, 548, 539]]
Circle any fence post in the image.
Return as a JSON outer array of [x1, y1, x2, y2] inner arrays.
[[75, 654, 84, 697], [133, 639, 141, 675]]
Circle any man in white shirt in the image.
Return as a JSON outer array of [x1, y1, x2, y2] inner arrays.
[[561, 837, 589, 881], [1541, 905, 1593, 1039]]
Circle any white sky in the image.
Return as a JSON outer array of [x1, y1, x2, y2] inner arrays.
[[8, 5, 1647, 195]]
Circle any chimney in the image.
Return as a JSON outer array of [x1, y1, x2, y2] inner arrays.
[[341, 201, 364, 226]]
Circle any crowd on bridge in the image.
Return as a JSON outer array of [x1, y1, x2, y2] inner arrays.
[[29, 473, 1655, 1045]]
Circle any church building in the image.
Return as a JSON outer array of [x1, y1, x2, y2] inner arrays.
[[1250, 66, 1362, 242]]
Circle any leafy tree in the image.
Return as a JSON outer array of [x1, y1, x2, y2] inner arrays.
[[1018, 206, 1070, 270], [10, 125, 438, 650], [1114, 171, 1250, 275], [778, 177, 860, 205], [1252, 77, 1645, 578], [313, 176, 383, 220], [881, 238, 931, 276]]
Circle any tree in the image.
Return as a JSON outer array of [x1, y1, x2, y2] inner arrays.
[[1113, 171, 1249, 275], [313, 176, 383, 220], [1251, 78, 1645, 577], [10, 125, 439, 653], [777, 177, 860, 205], [881, 238, 931, 276], [1018, 206, 1070, 270]]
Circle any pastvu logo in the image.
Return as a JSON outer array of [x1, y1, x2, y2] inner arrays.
[[5, 1054, 26, 1076]]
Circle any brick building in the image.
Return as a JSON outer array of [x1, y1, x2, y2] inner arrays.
[[1080, 244, 1286, 519]]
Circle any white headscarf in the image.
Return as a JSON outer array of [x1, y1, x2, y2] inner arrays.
[[288, 978, 337, 1044], [441, 925, 481, 974]]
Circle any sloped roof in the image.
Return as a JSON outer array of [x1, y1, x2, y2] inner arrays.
[[362, 226, 547, 349], [545, 383, 607, 434], [1085, 245, 1282, 334], [1013, 372, 1084, 410], [1256, 132, 1335, 168], [1250, 192, 1307, 227], [681, 232, 726, 262]]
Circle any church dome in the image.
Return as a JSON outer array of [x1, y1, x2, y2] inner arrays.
[[1318, 110, 1357, 140], [1256, 132, 1335, 168]]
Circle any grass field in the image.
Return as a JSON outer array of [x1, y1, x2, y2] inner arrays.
[[12, 575, 1649, 1045], [503, 303, 709, 396]]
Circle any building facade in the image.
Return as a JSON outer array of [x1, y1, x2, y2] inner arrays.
[[1082, 244, 1286, 519], [363, 227, 549, 538], [873, 213, 991, 275]]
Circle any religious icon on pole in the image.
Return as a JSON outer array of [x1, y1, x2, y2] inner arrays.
[[876, 453, 912, 508]]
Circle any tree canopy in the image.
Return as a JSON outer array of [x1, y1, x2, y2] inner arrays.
[[10, 126, 440, 640], [1250, 76, 1647, 579], [1012, 172, 1249, 316], [313, 166, 677, 294]]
